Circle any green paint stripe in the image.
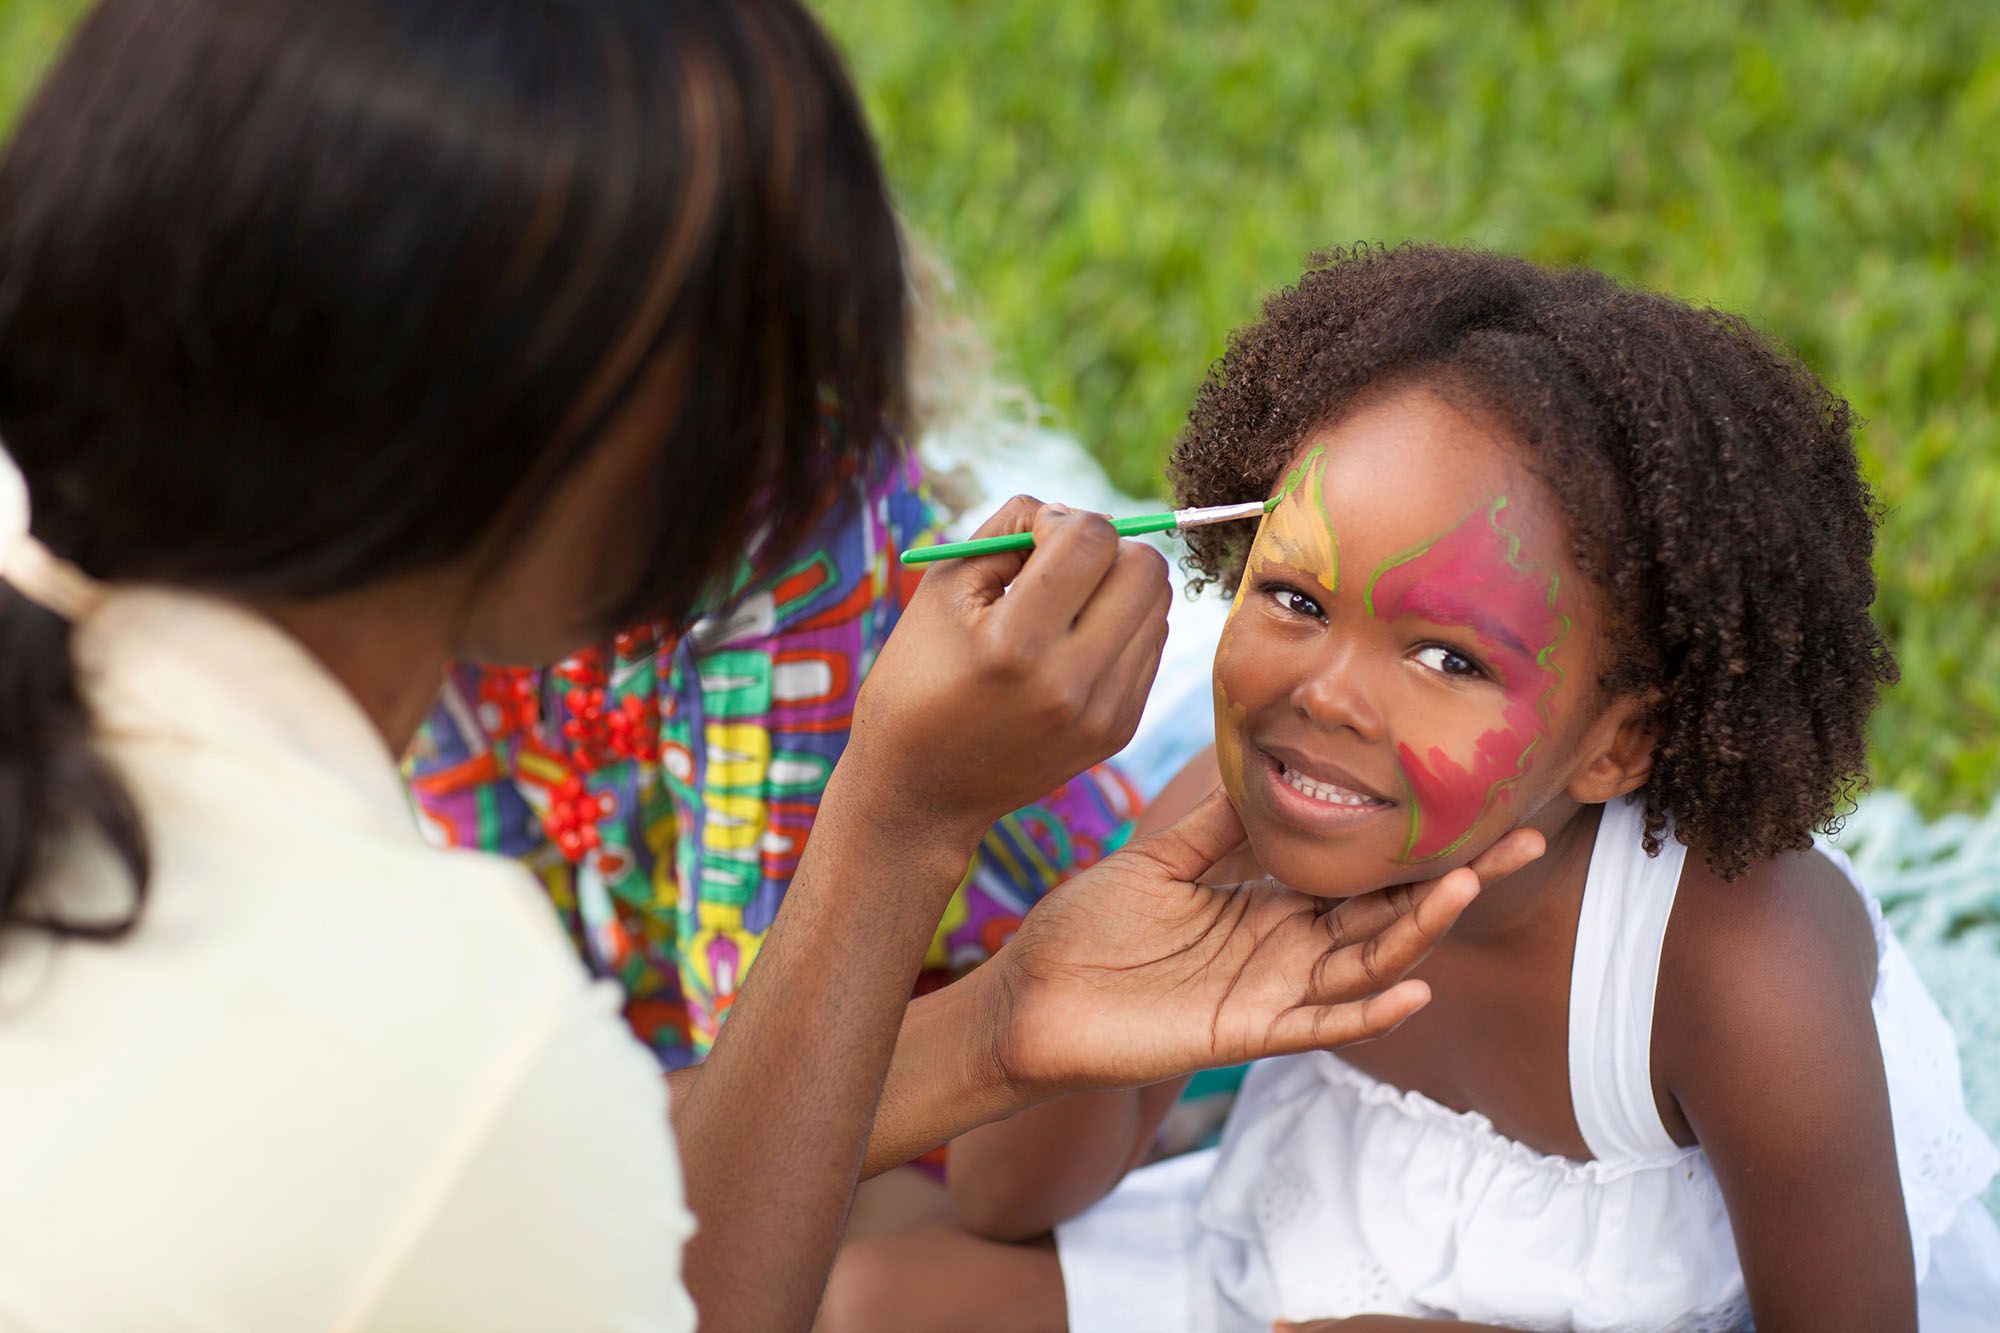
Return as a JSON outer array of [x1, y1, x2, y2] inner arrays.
[[1363, 533, 1439, 619], [1273, 444, 1325, 504], [1310, 449, 1339, 592]]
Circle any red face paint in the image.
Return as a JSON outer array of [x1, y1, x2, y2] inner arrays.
[[1365, 498, 1569, 861]]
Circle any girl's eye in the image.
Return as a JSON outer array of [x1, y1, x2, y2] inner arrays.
[[1266, 585, 1325, 620], [1414, 644, 1487, 680]]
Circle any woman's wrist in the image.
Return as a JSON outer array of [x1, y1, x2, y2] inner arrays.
[[864, 960, 1038, 1175], [823, 734, 996, 865], [977, 941, 1072, 1101], [932, 961, 1024, 1117]]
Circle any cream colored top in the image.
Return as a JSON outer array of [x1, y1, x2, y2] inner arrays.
[[0, 589, 696, 1332]]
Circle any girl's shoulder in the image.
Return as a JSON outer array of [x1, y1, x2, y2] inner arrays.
[[1650, 843, 1884, 1136], [1660, 844, 1880, 1020]]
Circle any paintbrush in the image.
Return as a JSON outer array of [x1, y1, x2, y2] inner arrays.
[[898, 498, 1276, 564]]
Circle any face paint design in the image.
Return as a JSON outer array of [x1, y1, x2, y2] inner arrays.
[[1364, 496, 1570, 861], [1257, 446, 1338, 596], [1213, 448, 1338, 805]]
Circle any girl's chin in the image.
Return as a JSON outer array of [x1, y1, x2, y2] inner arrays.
[[1239, 826, 1410, 900]]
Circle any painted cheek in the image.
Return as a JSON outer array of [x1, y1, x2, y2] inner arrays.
[[1212, 572, 1256, 805], [1213, 678, 1250, 810], [1213, 449, 1339, 814], [1367, 500, 1569, 861], [1396, 724, 1539, 859]]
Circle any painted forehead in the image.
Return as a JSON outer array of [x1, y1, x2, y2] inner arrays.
[[1242, 439, 1570, 634], [1243, 445, 1337, 595]]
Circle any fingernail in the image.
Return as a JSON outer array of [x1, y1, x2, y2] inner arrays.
[[1043, 503, 1071, 518]]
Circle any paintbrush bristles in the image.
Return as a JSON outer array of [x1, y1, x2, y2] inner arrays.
[[1171, 500, 1274, 529]]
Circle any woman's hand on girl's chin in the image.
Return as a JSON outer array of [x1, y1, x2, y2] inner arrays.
[[985, 788, 1546, 1096], [844, 495, 1171, 839]]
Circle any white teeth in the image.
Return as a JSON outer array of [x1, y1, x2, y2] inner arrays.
[[1279, 763, 1378, 808]]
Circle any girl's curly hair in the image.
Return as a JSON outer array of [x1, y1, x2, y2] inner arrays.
[[1170, 244, 1897, 878]]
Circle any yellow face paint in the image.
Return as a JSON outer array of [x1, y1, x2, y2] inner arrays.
[[1212, 576, 1253, 809], [1213, 446, 1336, 805], [1255, 446, 1337, 596]]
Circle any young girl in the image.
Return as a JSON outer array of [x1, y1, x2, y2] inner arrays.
[[820, 245, 2000, 1332]]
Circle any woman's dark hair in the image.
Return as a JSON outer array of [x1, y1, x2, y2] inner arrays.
[[0, 0, 905, 938], [1171, 243, 1897, 878]]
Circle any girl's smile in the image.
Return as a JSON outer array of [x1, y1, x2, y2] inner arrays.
[[1213, 380, 1610, 898], [1256, 745, 1397, 827]]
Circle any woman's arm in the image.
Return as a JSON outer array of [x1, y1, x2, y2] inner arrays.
[[1658, 850, 1916, 1333], [946, 1080, 1188, 1240], [667, 778, 1533, 1178], [946, 751, 1224, 1240], [667, 500, 1165, 1332]]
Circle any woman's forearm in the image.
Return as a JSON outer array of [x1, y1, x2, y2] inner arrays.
[[947, 1077, 1183, 1240], [858, 964, 1022, 1174], [667, 970, 1025, 1184], [668, 764, 989, 1333]]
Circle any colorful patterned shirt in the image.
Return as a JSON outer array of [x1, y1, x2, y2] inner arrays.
[[406, 450, 1139, 1068]]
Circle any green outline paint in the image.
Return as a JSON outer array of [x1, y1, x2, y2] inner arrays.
[[1273, 445, 1324, 505], [1310, 448, 1339, 594]]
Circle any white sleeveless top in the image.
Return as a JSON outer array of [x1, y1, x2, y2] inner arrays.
[[1056, 797, 2000, 1332]]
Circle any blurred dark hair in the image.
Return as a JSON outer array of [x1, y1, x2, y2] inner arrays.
[[0, 0, 906, 940], [1173, 244, 1896, 878]]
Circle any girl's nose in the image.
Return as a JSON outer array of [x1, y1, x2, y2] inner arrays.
[[1289, 639, 1385, 739]]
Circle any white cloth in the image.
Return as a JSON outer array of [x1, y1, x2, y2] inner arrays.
[[0, 589, 696, 1332], [1058, 796, 2000, 1332]]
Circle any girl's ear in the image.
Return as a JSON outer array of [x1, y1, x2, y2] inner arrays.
[[1567, 693, 1659, 805]]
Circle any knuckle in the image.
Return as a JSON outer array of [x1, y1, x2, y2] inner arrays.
[[1089, 707, 1142, 755], [1121, 540, 1170, 579], [977, 630, 1032, 680], [977, 494, 1043, 537], [1040, 681, 1089, 727], [1064, 512, 1118, 555]]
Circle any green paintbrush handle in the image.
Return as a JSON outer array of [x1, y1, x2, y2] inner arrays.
[[898, 511, 1181, 564]]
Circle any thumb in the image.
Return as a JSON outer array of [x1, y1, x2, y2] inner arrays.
[[1128, 786, 1247, 883]]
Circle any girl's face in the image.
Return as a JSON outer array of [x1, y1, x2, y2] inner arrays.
[[1213, 382, 1615, 897]]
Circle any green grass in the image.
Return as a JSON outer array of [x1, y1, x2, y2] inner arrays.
[[0, 0, 78, 133], [4, 0, 1997, 814]]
